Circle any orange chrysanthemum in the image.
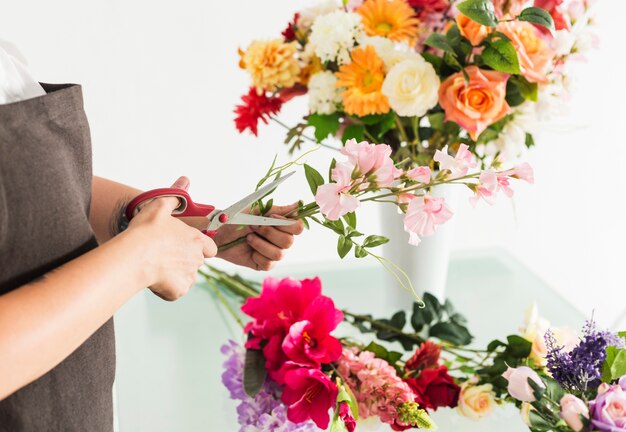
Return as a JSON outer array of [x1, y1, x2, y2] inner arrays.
[[241, 39, 301, 93], [335, 46, 390, 117], [357, 0, 421, 44]]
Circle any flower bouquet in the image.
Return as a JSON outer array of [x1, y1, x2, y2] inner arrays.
[[202, 267, 626, 432]]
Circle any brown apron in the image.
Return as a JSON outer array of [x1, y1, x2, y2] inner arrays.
[[0, 83, 115, 431]]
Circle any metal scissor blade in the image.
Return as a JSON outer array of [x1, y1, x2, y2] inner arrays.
[[221, 171, 295, 219], [228, 213, 296, 226]]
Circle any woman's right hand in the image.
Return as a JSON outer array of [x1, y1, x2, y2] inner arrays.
[[126, 176, 217, 301]]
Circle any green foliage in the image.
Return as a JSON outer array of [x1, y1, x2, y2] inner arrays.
[[602, 346, 626, 383], [342, 124, 365, 143], [363, 341, 404, 364], [303, 163, 325, 195], [424, 33, 456, 55], [243, 348, 267, 397], [509, 75, 539, 102], [478, 335, 533, 396], [482, 39, 521, 74], [362, 235, 389, 248], [518, 7, 555, 30], [457, 0, 498, 27], [308, 113, 341, 142], [337, 235, 352, 258]]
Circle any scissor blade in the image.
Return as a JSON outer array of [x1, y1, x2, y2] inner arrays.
[[222, 171, 295, 219], [228, 213, 296, 226]]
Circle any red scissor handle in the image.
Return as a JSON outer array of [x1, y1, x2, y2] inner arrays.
[[125, 188, 216, 220]]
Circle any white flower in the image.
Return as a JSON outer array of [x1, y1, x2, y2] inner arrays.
[[358, 35, 419, 71], [381, 57, 440, 117], [308, 71, 343, 114], [484, 103, 538, 161], [552, 30, 576, 56], [296, 0, 342, 31], [309, 11, 362, 65]]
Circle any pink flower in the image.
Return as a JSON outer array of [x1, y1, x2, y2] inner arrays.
[[505, 162, 535, 184], [282, 368, 338, 429], [338, 401, 357, 432], [470, 169, 499, 207], [590, 379, 626, 431], [406, 166, 432, 183], [502, 366, 546, 402], [282, 296, 344, 367], [403, 195, 453, 246], [535, 0, 571, 31], [560, 394, 589, 431], [434, 144, 477, 177], [340, 139, 401, 187], [315, 163, 360, 220]]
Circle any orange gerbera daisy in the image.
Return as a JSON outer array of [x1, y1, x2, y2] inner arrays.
[[357, 0, 421, 45], [335, 46, 390, 117]]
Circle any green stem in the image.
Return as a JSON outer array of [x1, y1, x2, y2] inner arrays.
[[395, 115, 410, 144], [271, 117, 341, 152]]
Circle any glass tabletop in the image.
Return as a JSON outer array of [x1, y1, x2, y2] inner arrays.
[[113, 248, 585, 432]]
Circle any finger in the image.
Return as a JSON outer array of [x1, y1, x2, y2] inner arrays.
[[250, 225, 294, 249], [269, 214, 304, 235], [267, 202, 300, 217], [144, 176, 191, 214], [171, 176, 190, 191], [201, 235, 218, 258], [247, 233, 284, 261], [251, 250, 274, 271]]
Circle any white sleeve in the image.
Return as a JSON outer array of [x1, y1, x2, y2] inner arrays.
[[0, 39, 46, 104]]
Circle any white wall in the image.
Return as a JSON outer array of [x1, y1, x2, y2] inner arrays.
[[2, 0, 625, 325]]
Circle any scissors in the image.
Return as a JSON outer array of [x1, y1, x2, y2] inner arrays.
[[125, 172, 296, 237]]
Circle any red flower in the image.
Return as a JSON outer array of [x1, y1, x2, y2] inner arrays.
[[404, 366, 460, 410], [234, 87, 283, 136], [282, 368, 338, 429], [282, 13, 299, 42], [405, 341, 442, 372], [407, 0, 449, 19], [534, 0, 570, 31], [338, 401, 356, 432], [282, 297, 344, 367]]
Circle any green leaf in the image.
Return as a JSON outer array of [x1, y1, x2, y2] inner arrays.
[[422, 52, 443, 72], [354, 245, 368, 258], [362, 235, 389, 248], [243, 348, 267, 397], [518, 7, 554, 30], [411, 301, 429, 331], [429, 321, 473, 346], [303, 163, 325, 195], [457, 0, 498, 27], [506, 335, 533, 358], [423, 293, 443, 321], [343, 212, 357, 229], [337, 235, 352, 259], [487, 339, 506, 352], [308, 113, 341, 142], [342, 124, 365, 143], [364, 341, 403, 364], [482, 39, 521, 74], [525, 133, 535, 148], [356, 112, 393, 125], [527, 376, 546, 401], [509, 75, 538, 101], [602, 347, 626, 383], [424, 33, 456, 55], [428, 112, 445, 130]]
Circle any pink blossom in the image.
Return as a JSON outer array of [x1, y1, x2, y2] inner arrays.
[[282, 367, 338, 429], [434, 144, 477, 177], [403, 195, 453, 246], [502, 366, 546, 402], [560, 394, 589, 431], [340, 139, 401, 187], [315, 163, 360, 220], [406, 166, 432, 183], [506, 162, 535, 184], [470, 169, 498, 207]]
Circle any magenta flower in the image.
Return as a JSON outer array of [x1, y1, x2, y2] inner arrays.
[[338, 401, 357, 432], [590, 378, 626, 431], [282, 368, 339, 429], [403, 194, 453, 246], [315, 163, 360, 221]]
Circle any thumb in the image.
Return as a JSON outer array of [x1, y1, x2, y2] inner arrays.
[[171, 176, 190, 191], [201, 236, 218, 258], [267, 202, 300, 218], [151, 176, 191, 214]]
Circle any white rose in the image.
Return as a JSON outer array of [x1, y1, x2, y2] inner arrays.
[[381, 57, 439, 117], [457, 382, 497, 420], [308, 71, 342, 114]]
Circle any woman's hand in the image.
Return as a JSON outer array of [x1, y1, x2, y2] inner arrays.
[[213, 203, 304, 271], [127, 177, 217, 300]]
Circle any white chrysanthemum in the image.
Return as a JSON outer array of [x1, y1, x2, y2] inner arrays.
[[308, 71, 343, 114], [309, 11, 362, 65], [381, 57, 440, 117], [297, 0, 342, 31], [357, 35, 419, 71]]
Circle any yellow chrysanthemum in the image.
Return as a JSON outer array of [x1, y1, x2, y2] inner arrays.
[[357, 0, 420, 44], [335, 45, 390, 117], [241, 39, 301, 93]]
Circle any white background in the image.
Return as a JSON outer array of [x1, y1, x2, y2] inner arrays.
[[2, 0, 625, 325]]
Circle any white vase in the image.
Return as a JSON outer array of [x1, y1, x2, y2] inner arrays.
[[379, 183, 460, 309]]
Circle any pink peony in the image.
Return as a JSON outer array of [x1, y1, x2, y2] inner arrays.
[[282, 296, 344, 367], [282, 367, 338, 429], [502, 366, 546, 402], [406, 166, 432, 183], [434, 144, 477, 177], [315, 163, 360, 220], [560, 394, 589, 431], [340, 139, 401, 187], [403, 194, 453, 246]]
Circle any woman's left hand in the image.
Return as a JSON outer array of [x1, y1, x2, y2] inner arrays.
[[213, 202, 304, 271]]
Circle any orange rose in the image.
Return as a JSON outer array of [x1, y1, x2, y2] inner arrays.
[[438, 66, 511, 140], [497, 20, 555, 84], [455, 14, 491, 46]]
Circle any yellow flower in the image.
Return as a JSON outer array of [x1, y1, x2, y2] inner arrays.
[[241, 39, 301, 93], [299, 55, 324, 86], [335, 45, 390, 117], [357, 0, 420, 45], [457, 382, 497, 421]]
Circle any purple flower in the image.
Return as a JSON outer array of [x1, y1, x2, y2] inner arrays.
[[221, 341, 317, 432], [589, 378, 626, 431], [545, 320, 624, 393]]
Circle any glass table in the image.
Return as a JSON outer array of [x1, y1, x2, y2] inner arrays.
[[113, 248, 585, 432]]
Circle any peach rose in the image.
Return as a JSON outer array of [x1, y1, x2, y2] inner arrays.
[[497, 20, 555, 84], [492, 0, 527, 17], [456, 14, 491, 46], [457, 382, 497, 420], [438, 66, 511, 140]]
